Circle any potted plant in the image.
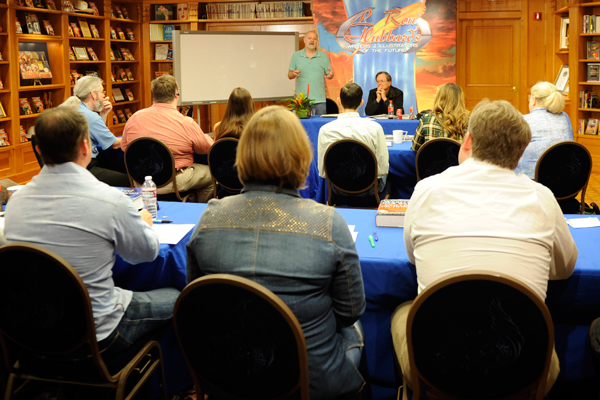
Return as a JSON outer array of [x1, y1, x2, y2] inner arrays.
[[283, 85, 314, 118]]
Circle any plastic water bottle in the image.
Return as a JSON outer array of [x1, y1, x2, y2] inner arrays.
[[387, 100, 394, 119], [142, 176, 157, 218]]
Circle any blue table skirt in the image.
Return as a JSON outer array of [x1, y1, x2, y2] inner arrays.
[[299, 117, 420, 203], [112, 202, 600, 398]]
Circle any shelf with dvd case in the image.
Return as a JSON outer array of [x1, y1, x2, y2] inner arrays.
[[107, 2, 140, 133], [0, 3, 11, 159]]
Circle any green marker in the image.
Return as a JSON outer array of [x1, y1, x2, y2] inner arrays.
[[368, 235, 375, 247]]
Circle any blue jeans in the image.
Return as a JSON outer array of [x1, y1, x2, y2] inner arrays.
[[99, 288, 180, 357], [314, 102, 327, 116], [342, 321, 364, 368]]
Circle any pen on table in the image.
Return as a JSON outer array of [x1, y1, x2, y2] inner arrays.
[[368, 235, 375, 248], [152, 219, 173, 224], [373, 230, 378, 241]]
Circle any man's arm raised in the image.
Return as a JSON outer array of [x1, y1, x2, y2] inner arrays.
[[288, 69, 300, 80]]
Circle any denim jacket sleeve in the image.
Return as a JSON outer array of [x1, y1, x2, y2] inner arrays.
[[329, 210, 366, 327]]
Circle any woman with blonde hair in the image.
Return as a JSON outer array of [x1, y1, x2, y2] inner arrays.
[[187, 105, 366, 400], [411, 82, 470, 152], [213, 87, 254, 141], [515, 81, 573, 178]]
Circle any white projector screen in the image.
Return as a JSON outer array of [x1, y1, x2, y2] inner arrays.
[[173, 30, 299, 105]]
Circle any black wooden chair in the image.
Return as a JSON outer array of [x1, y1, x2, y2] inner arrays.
[[124, 136, 196, 202], [0, 242, 168, 400], [403, 272, 553, 400], [174, 274, 310, 400], [324, 139, 387, 208], [326, 98, 339, 114], [535, 141, 592, 214], [207, 138, 243, 199], [415, 138, 461, 181]]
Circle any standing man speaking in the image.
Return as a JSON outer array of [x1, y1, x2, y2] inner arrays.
[[288, 30, 334, 116]]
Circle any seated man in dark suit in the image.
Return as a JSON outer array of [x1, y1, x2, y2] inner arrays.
[[365, 71, 404, 115]]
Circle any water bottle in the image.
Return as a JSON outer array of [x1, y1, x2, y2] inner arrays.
[[387, 100, 394, 119], [142, 176, 157, 218]]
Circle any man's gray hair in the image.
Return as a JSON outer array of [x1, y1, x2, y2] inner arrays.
[[73, 76, 104, 101], [376, 71, 392, 82]]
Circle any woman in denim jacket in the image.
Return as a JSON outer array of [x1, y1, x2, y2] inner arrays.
[[187, 105, 366, 399]]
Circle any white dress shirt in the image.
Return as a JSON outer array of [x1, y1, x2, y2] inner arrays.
[[404, 157, 578, 300], [317, 112, 389, 179]]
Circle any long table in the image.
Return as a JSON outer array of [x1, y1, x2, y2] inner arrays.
[[109, 201, 600, 399], [299, 117, 420, 203]]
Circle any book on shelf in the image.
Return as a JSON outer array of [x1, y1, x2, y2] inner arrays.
[[0, 129, 9, 147], [120, 48, 134, 60], [72, 46, 89, 60], [114, 5, 124, 18], [124, 108, 133, 119], [69, 70, 82, 85], [16, 21, 23, 34], [154, 71, 170, 78], [121, 7, 129, 19], [115, 187, 143, 210], [110, 27, 117, 39], [585, 119, 599, 135], [0, 101, 5, 117], [112, 87, 125, 102], [155, 43, 169, 60], [68, 47, 76, 60], [177, 3, 189, 20], [124, 88, 134, 101], [110, 49, 116, 61], [46, 0, 56, 10], [42, 20, 54, 35], [117, 67, 127, 81], [112, 114, 118, 124], [78, 18, 92, 38], [166, 48, 173, 60], [0, 77, 3, 90], [125, 68, 134, 80], [116, 27, 126, 40], [375, 199, 410, 228], [583, 15, 600, 34], [116, 109, 127, 123], [155, 4, 174, 20], [126, 28, 135, 40], [70, 22, 82, 37], [23, 0, 34, 8], [580, 90, 599, 109], [588, 64, 600, 82], [25, 13, 41, 34], [67, 25, 74, 37], [149, 24, 164, 41], [87, 47, 98, 60], [588, 41, 600, 60], [0, 51, 3, 61], [31, 96, 45, 113], [33, 0, 44, 8], [19, 98, 33, 115], [163, 24, 174, 41], [20, 126, 28, 143], [89, 24, 100, 38], [207, 2, 258, 19]]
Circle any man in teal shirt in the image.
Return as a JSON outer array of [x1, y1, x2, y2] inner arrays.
[[288, 30, 334, 115]]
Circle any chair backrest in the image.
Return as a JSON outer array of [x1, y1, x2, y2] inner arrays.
[[407, 272, 553, 400], [207, 138, 243, 197], [535, 141, 592, 201], [415, 138, 461, 181], [174, 274, 310, 400], [124, 137, 177, 189], [326, 98, 339, 114], [31, 135, 44, 168], [324, 139, 379, 206], [0, 243, 112, 381]]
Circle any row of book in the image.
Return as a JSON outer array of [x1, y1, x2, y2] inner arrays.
[[16, 13, 55, 36], [587, 40, 600, 60], [579, 90, 599, 109], [154, 44, 173, 60], [69, 46, 99, 61], [205, 2, 305, 19], [583, 15, 600, 34], [110, 46, 135, 61], [580, 118, 599, 135], [0, 127, 28, 147], [149, 24, 175, 41], [110, 5, 130, 19], [68, 19, 100, 38], [19, 97, 45, 115], [110, 26, 135, 41], [113, 87, 135, 103], [112, 108, 134, 125]]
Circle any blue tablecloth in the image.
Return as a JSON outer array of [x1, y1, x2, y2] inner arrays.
[[111, 201, 600, 399], [299, 117, 420, 203]]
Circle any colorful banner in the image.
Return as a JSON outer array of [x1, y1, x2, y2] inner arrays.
[[312, 0, 456, 113]]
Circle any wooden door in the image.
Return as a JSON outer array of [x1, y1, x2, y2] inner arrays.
[[458, 18, 521, 110]]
